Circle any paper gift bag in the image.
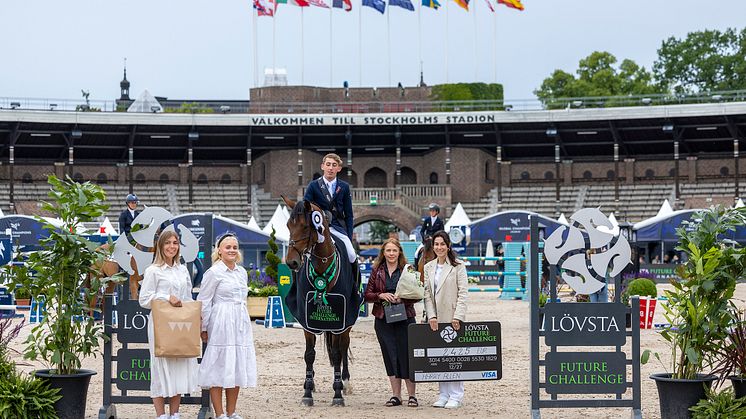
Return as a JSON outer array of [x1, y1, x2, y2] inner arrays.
[[151, 300, 202, 358]]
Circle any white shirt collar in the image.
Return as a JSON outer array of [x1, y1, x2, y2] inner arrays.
[[430, 216, 438, 224], [215, 260, 239, 272]]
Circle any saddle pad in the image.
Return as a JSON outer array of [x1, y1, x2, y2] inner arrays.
[[304, 292, 347, 333]]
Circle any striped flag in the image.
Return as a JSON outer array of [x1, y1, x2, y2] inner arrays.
[[484, 0, 495, 12], [362, 0, 385, 13], [254, 0, 275, 16], [308, 0, 330, 7], [390, 0, 415, 10], [498, 0, 524, 10], [422, 0, 441, 9], [333, 0, 352, 11], [453, 0, 469, 11], [276, 0, 310, 6]]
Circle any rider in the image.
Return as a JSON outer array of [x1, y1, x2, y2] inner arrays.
[[304, 153, 358, 272], [118, 193, 141, 235], [420, 203, 445, 240]]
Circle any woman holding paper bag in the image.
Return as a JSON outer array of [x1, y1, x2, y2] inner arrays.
[[364, 238, 420, 407], [197, 234, 257, 419], [423, 230, 468, 409], [139, 230, 199, 419]]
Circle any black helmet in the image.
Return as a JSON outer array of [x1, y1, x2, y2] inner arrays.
[[125, 193, 139, 204], [428, 203, 440, 213]]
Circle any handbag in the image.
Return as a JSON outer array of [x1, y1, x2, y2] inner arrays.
[[395, 264, 425, 301], [383, 302, 407, 323], [151, 300, 202, 358]]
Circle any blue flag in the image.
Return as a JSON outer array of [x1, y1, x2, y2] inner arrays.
[[363, 0, 385, 13], [390, 0, 414, 10]]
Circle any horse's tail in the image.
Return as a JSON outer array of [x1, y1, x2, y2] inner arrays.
[[324, 330, 353, 366]]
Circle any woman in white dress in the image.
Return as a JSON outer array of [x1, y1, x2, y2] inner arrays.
[[139, 230, 200, 419], [198, 233, 257, 419]]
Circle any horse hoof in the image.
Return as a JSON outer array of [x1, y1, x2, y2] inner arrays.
[[332, 398, 345, 407], [301, 397, 314, 407], [342, 380, 352, 395]]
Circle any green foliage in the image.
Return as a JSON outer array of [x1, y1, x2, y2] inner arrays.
[[0, 372, 61, 419], [253, 285, 279, 298], [2, 175, 117, 375], [369, 221, 396, 244], [265, 227, 281, 281], [658, 206, 746, 379], [164, 102, 216, 113], [654, 27, 746, 94], [538, 292, 548, 308], [689, 388, 746, 419], [711, 305, 746, 382], [12, 287, 29, 300], [430, 83, 505, 110], [0, 318, 24, 380], [535, 51, 663, 109], [621, 278, 658, 306]]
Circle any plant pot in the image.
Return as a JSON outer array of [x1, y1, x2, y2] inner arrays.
[[35, 369, 96, 419], [247, 296, 268, 319], [650, 373, 717, 419], [730, 376, 746, 399], [15, 298, 30, 310]]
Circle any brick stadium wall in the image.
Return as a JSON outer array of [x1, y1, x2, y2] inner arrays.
[[249, 86, 432, 105]]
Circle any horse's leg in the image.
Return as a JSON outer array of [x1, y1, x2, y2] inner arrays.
[[340, 328, 352, 395], [328, 332, 344, 406], [302, 331, 316, 407]]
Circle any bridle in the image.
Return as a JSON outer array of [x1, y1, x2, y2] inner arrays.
[[287, 205, 335, 264]]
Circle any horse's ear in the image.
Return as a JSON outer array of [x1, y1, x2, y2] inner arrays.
[[281, 195, 296, 209], [303, 200, 312, 212]]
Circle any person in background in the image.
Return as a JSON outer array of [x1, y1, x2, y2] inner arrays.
[[119, 193, 141, 235], [420, 203, 445, 240], [139, 230, 199, 419], [351, 232, 361, 255], [198, 233, 257, 419], [423, 231, 468, 409], [364, 238, 419, 408]]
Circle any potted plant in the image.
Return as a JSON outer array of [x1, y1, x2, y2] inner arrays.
[[247, 227, 282, 318], [12, 286, 31, 310], [689, 387, 746, 418], [3, 175, 116, 419], [644, 205, 746, 419], [711, 305, 746, 399], [622, 277, 658, 328]]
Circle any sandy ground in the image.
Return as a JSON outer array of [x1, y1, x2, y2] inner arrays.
[[7, 284, 746, 419]]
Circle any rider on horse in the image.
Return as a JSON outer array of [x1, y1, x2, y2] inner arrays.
[[415, 203, 445, 266]]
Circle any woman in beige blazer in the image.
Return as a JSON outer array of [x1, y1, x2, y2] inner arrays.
[[423, 230, 468, 409]]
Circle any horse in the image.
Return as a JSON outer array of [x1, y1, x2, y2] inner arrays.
[[416, 235, 436, 281], [282, 196, 361, 407]]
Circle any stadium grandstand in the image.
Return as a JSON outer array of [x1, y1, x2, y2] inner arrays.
[[1, 81, 745, 234]]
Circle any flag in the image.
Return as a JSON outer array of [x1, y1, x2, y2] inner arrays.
[[254, 0, 275, 16], [390, 0, 415, 11], [497, 0, 524, 10], [453, 0, 469, 11], [422, 0, 441, 9], [276, 0, 310, 6], [308, 0, 330, 7], [363, 0, 385, 13], [484, 0, 494, 12], [333, 0, 352, 11]]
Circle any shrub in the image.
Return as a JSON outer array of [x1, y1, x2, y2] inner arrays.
[[622, 278, 657, 306], [0, 372, 60, 419], [689, 388, 746, 419], [264, 227, 281, 282]]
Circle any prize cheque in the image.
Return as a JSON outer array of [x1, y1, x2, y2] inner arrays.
[[408, 321, 502, 382]]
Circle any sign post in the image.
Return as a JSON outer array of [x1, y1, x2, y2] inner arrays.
[[529, 210, 641, 419]]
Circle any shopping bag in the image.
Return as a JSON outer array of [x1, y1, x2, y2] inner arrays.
[[383, 302, 407, 323], [394, 264, 424, 300], [151, 300, 202, 358]]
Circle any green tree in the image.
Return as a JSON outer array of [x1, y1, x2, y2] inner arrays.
[[535, 51, 662, 109], [369, 221, 395, 244], [653, 27, 746, 94], [264, 227, 281, 281], [430, 83, 504, 109]]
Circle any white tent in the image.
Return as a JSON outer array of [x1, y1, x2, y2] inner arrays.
[[42, 217, 87, 234], [656, 199, 674, 218], [248, 216, 261, 230], [736, 198, 745, 208], [557, 213, 569, 225], [445, 203, 472, 229], [484, 238, 495, 266], [262, 205, 290, 242], [97, 217, 118, 236], [127, 89, 163, 113], [0, 208, 4, 217], [597, 212, 620, 235]]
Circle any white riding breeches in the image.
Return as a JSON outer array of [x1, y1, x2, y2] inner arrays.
[[330, 227, 357, 263]]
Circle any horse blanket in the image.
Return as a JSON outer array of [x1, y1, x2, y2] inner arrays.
[[285, 239, 362, 334]]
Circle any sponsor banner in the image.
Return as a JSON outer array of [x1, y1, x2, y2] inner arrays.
[[543, 302, 626, 347], [409, 321, 502, 382], [545, 352, 627, 394], [639, 263, 681, 282], [115, 348, 151, 391], [247, 113, 500, 127], [116, 299, 150, 344]]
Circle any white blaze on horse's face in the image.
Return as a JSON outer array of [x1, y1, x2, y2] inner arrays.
[[311, 210, 325, 243]]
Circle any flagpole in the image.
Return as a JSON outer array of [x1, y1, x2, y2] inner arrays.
[[387, 4, 392, 87], [252, 9, 259, 88], [330, 6, 334, 87], [473, 0, 478, 82], [445, 0, 449, 83], [272, 9, 277, 86], [301, 8, 305, 85], [493, 5, 497, 84], [358, 5, 363, 86], [418, 0, 422, 87]]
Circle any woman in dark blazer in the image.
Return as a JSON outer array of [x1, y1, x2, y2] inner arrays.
[[364, 238, 419, 407]]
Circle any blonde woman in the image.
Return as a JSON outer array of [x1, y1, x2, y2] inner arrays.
[[139, 230, 199, 419], [197, 233, 257, 419]]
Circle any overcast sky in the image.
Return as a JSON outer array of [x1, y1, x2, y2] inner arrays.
[[1, 0, 745, 104]]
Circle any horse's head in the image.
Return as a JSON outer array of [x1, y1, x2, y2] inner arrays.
[[282, 195, 330, 271], [422, 235, 434, 251]]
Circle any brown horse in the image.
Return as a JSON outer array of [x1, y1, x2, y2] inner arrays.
[[282, 196, 357, 407], [416, 236, 436, 281]]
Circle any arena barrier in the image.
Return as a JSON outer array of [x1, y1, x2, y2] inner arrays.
[[462, 243, 536, 300]]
